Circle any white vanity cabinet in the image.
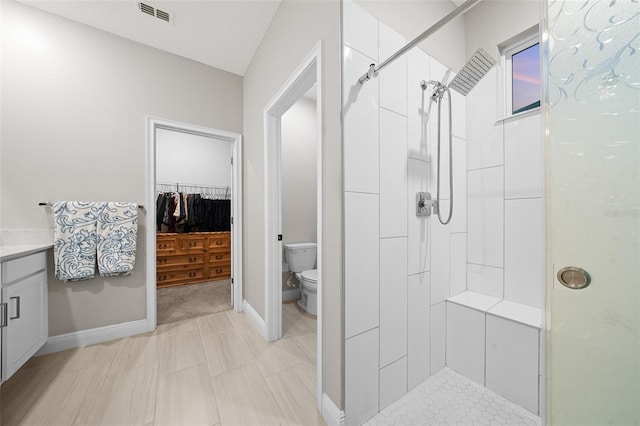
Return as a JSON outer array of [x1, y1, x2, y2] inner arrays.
[[0, 250, 48, 383]]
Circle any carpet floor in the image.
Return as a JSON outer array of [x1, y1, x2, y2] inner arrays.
[[157, 279, 232, 325]]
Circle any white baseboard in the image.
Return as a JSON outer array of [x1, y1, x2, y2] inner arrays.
[[322, 393, 346, 426], [242, 299, 267, 340], [36, 319, 148, 356], [282, 288, 301, 302]]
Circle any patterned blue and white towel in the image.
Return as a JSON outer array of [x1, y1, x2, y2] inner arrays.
[[96, 202, 138, 277], [53, 201, 106, 282]]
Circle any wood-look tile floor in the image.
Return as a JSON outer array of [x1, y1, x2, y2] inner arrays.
[[0, 302, 324, 426]]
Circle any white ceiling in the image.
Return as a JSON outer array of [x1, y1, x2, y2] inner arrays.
[[19, 0, 282, 76]]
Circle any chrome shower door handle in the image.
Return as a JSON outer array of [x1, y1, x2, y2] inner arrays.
[[557, 266, 591, 290]]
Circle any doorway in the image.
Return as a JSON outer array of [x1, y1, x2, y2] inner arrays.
[[264, 42, 323, 409], [146, 117, 243, 331]]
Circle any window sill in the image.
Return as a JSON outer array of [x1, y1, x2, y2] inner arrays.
[[495, 106, 540, 124]]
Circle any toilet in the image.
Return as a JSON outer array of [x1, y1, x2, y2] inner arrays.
[[284, 242, 318, 315]]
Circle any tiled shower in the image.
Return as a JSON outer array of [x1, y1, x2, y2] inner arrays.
[[343, 1, 544, 424]]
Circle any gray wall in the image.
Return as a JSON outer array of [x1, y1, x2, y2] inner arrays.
[[465, 0, 540, 61], [282, 96, 318, 248], [0, 1, 243, 335], [242, 0, 343, 408], [156, 129, 232, 188], [356, 0, 467, 71]]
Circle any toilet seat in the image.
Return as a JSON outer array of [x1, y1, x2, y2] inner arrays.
[[296, 269, 317, 291]]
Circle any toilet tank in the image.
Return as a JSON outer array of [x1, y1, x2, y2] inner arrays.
[[284, 242, 317, 273]]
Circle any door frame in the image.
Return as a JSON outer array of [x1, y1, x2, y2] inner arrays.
[[264, 41, 324, 409], [145, 117, 244, 330]]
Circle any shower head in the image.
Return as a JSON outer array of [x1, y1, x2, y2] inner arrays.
[[448, 48, 496, 96]]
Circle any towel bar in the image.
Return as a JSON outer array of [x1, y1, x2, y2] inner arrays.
[[38, 202, 144, 210]]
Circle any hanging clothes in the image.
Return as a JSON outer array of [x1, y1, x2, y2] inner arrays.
[[155, 192, 230, 232]]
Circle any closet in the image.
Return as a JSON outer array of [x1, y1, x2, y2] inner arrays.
[[156, 182, 231, 288], [154, 126, 234, 322]]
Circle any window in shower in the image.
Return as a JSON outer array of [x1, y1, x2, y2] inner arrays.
[[502, 30, 540, 116]]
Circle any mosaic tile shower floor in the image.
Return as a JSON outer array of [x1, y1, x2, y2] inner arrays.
[[365, 368, 542, 426]]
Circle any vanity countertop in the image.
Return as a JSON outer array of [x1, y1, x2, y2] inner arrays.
[[0, 243, 53, 262]]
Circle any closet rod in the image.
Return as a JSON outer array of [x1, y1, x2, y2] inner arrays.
[[38, 202, 145, 210]]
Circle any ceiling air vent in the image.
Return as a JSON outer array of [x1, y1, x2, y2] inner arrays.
[[155, 9, 171, 23], [138, 2, 155, 16], [137, 2, 173, 24]]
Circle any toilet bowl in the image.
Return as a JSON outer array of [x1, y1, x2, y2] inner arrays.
[[284, 242, 317, 315], [295, 269, 317, 316]]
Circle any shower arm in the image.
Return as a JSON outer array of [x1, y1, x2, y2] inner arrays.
[[358, 0, 482, 84]]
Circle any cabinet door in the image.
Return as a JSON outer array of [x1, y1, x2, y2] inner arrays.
[[2, 271, 47, 381]]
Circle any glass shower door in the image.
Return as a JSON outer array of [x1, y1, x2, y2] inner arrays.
[[545, 1, 639, 424]]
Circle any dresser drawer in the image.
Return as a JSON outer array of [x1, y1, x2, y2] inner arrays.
[[208, 234, 230, 249], [208, 250, 231, 264], [156, 236, 177, 253], [179, 236, 206, 251], [209, 265, 231, 280], [157, 253, 205, 269], [157, 268, 204, 285]]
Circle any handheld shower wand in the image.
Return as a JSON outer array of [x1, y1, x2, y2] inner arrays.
[[419, 48, 496, 225]]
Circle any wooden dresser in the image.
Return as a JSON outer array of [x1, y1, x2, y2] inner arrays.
[[156, 232, 231, 288]]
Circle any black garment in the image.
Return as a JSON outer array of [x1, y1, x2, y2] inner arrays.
[[199, 199, 231, 232], [156, 194, 167, 231]]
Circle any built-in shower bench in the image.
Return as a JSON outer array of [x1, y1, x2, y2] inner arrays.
[[444, 290, 542, 416], [447, 290, 542, 329]]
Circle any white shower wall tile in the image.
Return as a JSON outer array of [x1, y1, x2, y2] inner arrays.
[[505, 113, 543, 199], [467, 68, 503, 170], [342, 0, 378, 60], [407, 158, 430, 275], [467, 125, 503, 171], [466, 66, 497, 134], [467, 263, 504, 299], [450, 233, 467, 297], [380, 237, 408, 367], [343, 46, 379, 194], [380, 109, 408, 238], [450, 89, 466, 139], [504, 199, 543, 308], [430, 200, 450, 305], [429, 56, 450, 85], [346, 328, 380, 425], [430, 301, 446, 374], [378, 22, 407, 116], [379, 356, 408, 410], [486, 315, 540, 415], [408, 272, 431, 390], [446, 302, 485, 386], [467, 166, 504, 267], [345, 192, 380, 339], [450, 136, 467, 233], [407, 49, 430, 162]]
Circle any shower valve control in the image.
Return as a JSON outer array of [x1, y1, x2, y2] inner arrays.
[[416, 192, 436, 217]]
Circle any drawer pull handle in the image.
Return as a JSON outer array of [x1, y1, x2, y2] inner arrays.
[[189, 257, 197, 262], [159, 276, 166, 281], [216, 255, 223, 260], [10, 296, 20, 320], [189, 272, 197, 277], [216, 241, 223, 245], [0, 303, 7, 328], [216, 268, 223, 274]]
